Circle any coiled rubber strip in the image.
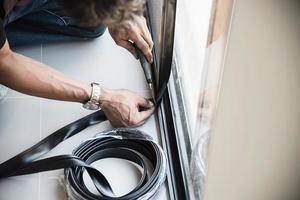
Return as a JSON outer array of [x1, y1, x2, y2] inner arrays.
[[0, 110, 166, 199]]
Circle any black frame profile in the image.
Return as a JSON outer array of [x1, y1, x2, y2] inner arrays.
[[146, 0, 190, 199]]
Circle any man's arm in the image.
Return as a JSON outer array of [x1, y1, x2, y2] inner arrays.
[[0, 39, 154, 127], [0, 40, 91, 103]]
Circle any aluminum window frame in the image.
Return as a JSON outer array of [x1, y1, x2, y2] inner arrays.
[[145, 0, 192, 199], [148, 0, 237, 199], [160, 0, 237, 199]]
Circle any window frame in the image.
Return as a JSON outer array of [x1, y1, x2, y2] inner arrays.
[[145, 0, 192, 199], [147, 0, 237, 199]]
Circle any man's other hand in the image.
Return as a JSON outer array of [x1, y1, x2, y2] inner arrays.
[[99, 88, 155, 127], [108, 15, 154, 63]]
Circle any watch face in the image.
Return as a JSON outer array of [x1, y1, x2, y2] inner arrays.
[[83, 101, 100, 110]]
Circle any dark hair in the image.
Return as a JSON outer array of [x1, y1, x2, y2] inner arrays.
[[56, 0, 145, 27]]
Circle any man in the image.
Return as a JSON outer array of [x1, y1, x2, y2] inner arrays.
[[0, 0, 155, 127]]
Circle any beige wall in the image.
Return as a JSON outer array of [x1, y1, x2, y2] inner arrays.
[[203, 1, 300, 200]]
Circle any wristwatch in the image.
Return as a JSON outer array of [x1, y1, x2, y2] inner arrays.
[[83, 82, 101, 110]]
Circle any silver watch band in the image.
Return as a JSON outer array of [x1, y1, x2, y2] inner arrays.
[[83, 82, 101, 110], [90, 82, 101, 103]]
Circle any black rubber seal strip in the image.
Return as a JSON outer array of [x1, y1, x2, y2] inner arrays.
[[0, 111, 167, 200]]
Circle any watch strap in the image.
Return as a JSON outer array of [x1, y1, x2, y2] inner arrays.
[[90, 82, 101, 104]]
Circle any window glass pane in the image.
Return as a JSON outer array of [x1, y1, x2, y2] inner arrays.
[[174, 0, 213, 131], [171, 0, 235, 198], [191, 0, 234, 198]]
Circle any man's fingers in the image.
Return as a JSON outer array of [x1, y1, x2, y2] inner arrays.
[[137, 97, 154, 109], [131, 34, 153, 63], [141, 31, 154, 51], [140, 21, 154, 50], [117, 40, 138, 59], [137, 106, 155, 122]]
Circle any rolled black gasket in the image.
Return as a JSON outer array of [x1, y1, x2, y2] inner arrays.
[[65, 128, 167, 200], [0, 110, 167, 200]]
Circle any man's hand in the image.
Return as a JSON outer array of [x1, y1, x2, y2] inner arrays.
[[108, 15, 154, 63], [99, 88, 155, 127]]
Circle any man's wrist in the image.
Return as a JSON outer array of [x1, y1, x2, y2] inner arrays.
[[81, 84, 111, 106], [98, 87, 111, 105], [82, 85, 92, 103], [82, 83, 102, 110]]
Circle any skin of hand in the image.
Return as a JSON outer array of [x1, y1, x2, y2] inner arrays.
[[108, 14, 154, 63], [99, 87, 155, 127]]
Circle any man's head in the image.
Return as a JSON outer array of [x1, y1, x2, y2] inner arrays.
[[56, 0, 145, 27]]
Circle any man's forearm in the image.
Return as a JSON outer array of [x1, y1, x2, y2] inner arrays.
[[0, 47, 91, 103]]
